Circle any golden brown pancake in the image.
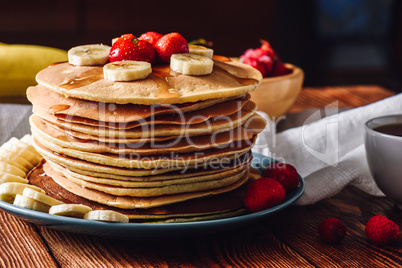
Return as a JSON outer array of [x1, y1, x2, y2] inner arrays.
[[35, 61, 262, 104], [43, 162, 250, 209], [28, 161, 256, 221]]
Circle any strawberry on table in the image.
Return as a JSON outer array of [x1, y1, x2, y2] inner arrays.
[[155, 32, 189, 63], [318, 218, 347, 243], [139, 31, 163, 47], [109, 34, 156, 64], [365, 215, 400, 245]]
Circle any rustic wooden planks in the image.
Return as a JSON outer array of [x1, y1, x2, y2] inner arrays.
[[0, 211, 58, 268]]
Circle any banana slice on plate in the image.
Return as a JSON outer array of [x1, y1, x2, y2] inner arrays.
[[20, 134, 33, 145], [13, 194, 50, 213], [170, 53, 213, 75], [0, 182, 44, 203], [0, 156, 28, 174], [84, 210, 129, 223], [49, 204, 93, 218], [22, 187, 64, 206], [0, 171, 28, 184], [188, 45, 214, 59], [68, 44, 111, 66], [0, 149, 34, 170], [0, 162, 26, 178], [5, 137, 42, 159], [103, 61, 152, 82], [0, 146, 41, 167]]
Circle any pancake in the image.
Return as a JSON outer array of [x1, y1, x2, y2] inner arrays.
[[34, 140, 252, 177], [28, 161, 258, 220], [33, 101, 258, 138], [35, 61, 262, 105], [48, 161, 247, 197], [27, 85, 245, 123], [57, 154, 252, 182], [47, 159, 249, 187], [43, 162, 250, 209], [33, 135, 255, 168], [54, 96, 250, 129], [31, 114, 257, 155]]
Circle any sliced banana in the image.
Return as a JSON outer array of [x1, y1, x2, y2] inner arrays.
[[13, 194, 50, 213], [22, 187, 64, 206], [68, 44, 111, 66], [0, 162, 26, 178], [84, 210, 129, 223], [0, 156, 28, 174], [170, 53, 213, 75], [103, 61, 152, 82], [189, 45, 214, 59], [0, 182, 44, 203], [0, 149, 34, 170], [5, 137, 42, 159], [0, 171, 28, 184], [20, 134, 33, 145], [49, 204, 93, 218], [1, 141, 41, 166]]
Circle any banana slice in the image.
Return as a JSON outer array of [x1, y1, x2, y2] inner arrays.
[[20, 134, 33, 145], [0, 182, 45, 203], [22, 187, 64, 206], [5, 137, 42, 159], [0, 162, 26, 178], [0, 156, 28, 174], [84, 210, 129, 223], [0, 171, 28, 184], [0, 148, 38, 168], [189, 45, 214, 59], [170, 53, 213, 75], [112, 37, 118, 45], [0, 149, 34, 170], [49, 204, 93, 218], [13, 194, 50, 213], [68, 44, 111, 66], [103, 61, 152, 81]]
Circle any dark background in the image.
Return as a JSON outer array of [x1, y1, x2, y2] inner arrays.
[[1, 0, 401, 91]]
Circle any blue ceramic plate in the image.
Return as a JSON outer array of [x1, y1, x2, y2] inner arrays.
[[0, 153, 304, 239]]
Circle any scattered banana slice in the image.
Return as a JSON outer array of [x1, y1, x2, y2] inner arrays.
[[84, 210, 129, 223], [103, 61, 152, 82], [0, 182, 45, 203], [0, 171, 28, 184], [189, 45, 214, 59], [22, 187, 64, 206], [49, 204, 93, 218], [4, 137, 42, 159], [0, 156, 28, 174], [170, 53, 213, 75], [68, 44, 111, 66], [0, 162, 26, 178], [20, 134, 33, 146], [0, 148, 35, 169], [13, 194, 50, 213]]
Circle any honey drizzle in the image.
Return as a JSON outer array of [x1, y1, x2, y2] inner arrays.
[[58, 67, 104, 90]]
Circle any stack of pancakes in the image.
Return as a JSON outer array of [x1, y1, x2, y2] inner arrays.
[[27, 59, 266, 222]]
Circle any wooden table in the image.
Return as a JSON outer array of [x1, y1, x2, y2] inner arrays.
[[0, 85, 401, 267]]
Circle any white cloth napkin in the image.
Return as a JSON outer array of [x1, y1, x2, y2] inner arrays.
[[252, 93, 402, 205]]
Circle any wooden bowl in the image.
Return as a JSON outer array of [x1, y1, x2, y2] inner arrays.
[[249, 64, 304, 118]]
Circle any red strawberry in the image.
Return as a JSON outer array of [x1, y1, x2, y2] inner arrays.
[[263, 163, 299, 193], [365, 215, 400, 245], [155, 32, 189, 62], [109, 34, 156, 63], [139, 31, 163, 47], [318, 218, 347, 243], [244, 177, 285, 213]]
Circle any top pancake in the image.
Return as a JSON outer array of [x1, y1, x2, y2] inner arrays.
[[35, 60, 262, 105]]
